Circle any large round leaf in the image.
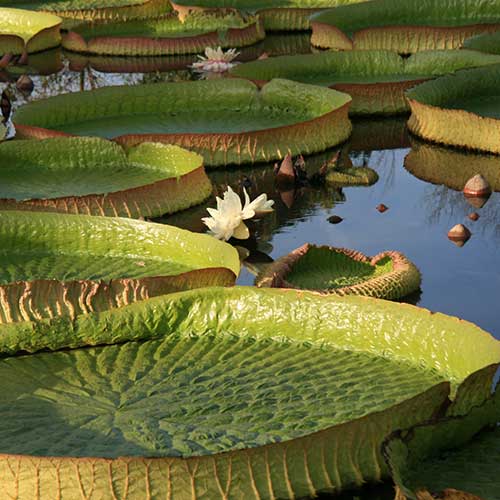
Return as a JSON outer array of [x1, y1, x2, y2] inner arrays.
[[0, 0, 172, 21], [230, 49, 500, 115], [62, 10, 264, 56], [311, 0, 500, 52], [0, 7, 61, 55], [0, 287, 499, 498], [0, 137, 212, 218], [170, 0, 368, 31], [406, 64, 500, 154], [0, 211, 239, 325], [13, 78, 353, 167]]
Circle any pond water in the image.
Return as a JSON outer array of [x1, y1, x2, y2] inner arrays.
[[2, 45, 499, 499]]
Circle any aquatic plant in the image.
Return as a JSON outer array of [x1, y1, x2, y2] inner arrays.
[[13, 78, 353, 167], [191, 46, 239, 74], [230, 49, 500, 115], [384, 387, 500, 499], [0, 286, 498, 497], [0, 138, 212, 218], [0, 210, 239, 327], [0, 8, 61, 55], [311, 0, 500, 52], [406, 64, 500, 154], [256, 243, 421, 300], [202, 186, 273, 241], [62, 10, 264, 56], [170, 0, 368, 31], [0, 0, 172, 21]]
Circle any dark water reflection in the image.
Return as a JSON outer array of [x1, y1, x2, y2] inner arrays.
[[164, 117, 500, 340]]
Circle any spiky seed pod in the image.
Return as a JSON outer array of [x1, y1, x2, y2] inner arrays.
[[377, 204, 389, 213], [16, 75, 34, 94]]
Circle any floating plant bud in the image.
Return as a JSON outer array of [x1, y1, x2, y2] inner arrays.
[[328, 215, 343, 224], [1, 90, 11, 121], [464, 174, 492, 197], [448, 224, 471, 247], [468, 212, 480, 221], [275, 154, 295, 185], [16, 75, 34, 94], [0, 53, 12, 69], [377, 204, 389, 213]]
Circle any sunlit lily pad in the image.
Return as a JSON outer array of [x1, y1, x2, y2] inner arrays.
[[463, 29, 500, 54], [407, 64, 500, 154], [0, 211, 239, 326], [63, 10, 264, 56], [13, 78, 353, 167], [256, 243, 421, 300], [311, 0, 500, 52], [0, 0, 172, 21], [384, 388, 500, 500], [0, 8, 61, 55], [171, 0, 368, 31], [230, 49, 500, 114], [0, 137, 212, 218], [0, 286, 498, 497]]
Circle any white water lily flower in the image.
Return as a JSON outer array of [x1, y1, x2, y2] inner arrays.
[[202, 186, 274, 241], [191, 47, 240, 74]]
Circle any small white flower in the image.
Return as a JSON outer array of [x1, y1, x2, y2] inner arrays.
[[191, 47, 240, 75], [202, 186, 274, 241]]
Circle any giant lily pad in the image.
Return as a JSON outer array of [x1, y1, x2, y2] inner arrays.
[[256, 243, 421, 300], [0, 211, 239, 325], [406, 64, 500, 154], [0, 287, 498, 497], [311, 0, 500, 52], [463, 29, 500, 54], [0, 8, 62, 55], [170, 0, 368, 31], [63, 10, 264, 56], [405, 137, 500, 193], [0, 0, 172, 21], [384, 388, 500, 500], [0, 137, 212, 218], [13, 78, 353, 167], [231, 49, 500, 115]]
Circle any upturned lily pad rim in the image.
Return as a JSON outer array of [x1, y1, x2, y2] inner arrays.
[[0, 137, 213, 219], [0, 286, 498, 497], [13, 78, 353, 166], [310, 0, 500, 50], [62, 10, 265, 56], [0, 8, 62, 54], [406, 64, 500, 153], [383, 386, 500, 500], [256, 243, 421, 300]]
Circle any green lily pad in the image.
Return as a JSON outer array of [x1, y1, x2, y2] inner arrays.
[[0, 0, 172, 21], [384, 388, 500, 500], [231, 49, 500, 115], [463, 29, 500, 54], [0, 137, 212, 218], [0, 7, 62, 55], [63, 10, 264, 56], [256, 243, 421, 300], [0, 210, 239, 326], [0, 286, 498, 497], [13, 78, 353, 167], [406, 64, 500, 154], [311, 0, 500, 52], [171, 0, 368, 31]]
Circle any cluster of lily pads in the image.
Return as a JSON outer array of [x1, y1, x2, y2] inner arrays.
[[0, 0, 500, 498]]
